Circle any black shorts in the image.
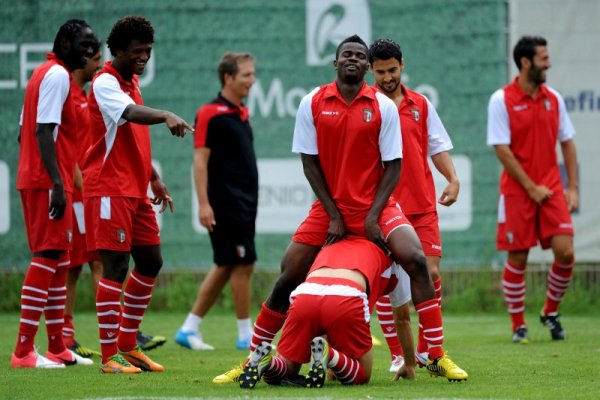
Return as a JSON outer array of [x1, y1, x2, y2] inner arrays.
[[208, 219, 257, 266]]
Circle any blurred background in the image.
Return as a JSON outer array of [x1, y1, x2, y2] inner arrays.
[[0, 0, 597, 276]]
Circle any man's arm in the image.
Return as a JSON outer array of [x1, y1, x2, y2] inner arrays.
[[392, 303, 416, 380], [193, 147, 215, 231], [494, 144, 552, 205], [560, 139, 579, 212], [73, 163, 83, 193], [36, 122, 66, 220], [364, 158, 401, 254], [122, 104, 193, 137], [149, 166, 174, 213], [431, 151, 459, 206], [301, 153, 344, 245]]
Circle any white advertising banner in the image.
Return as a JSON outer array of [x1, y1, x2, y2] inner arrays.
[[510, 0, 600, 261], [0, 161, 9, 234]]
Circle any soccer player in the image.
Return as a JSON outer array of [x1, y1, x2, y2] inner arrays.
[[239, 236, 417, 389], [84, 16, 193, 373], [62, 40, 103, 360], [215, 34, 466, 383], [12, 19, 97, 368], [175, 52, 258, 352], [487, 36, 578, 343], [368, 38, 460, 367]]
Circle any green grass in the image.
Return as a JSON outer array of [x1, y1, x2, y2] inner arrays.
[[1, 312, 599, 399]]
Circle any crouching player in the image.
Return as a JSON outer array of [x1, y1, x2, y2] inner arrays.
[[239, 236, 432, 389]]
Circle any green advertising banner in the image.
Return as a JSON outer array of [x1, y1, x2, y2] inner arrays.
[[0, 0, 507, 270]]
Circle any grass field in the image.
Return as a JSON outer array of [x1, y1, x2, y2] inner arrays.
[[1, 312, 598, 399]]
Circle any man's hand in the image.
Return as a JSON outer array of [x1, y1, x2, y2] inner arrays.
[[527, 184, 553, 205], [165, 112, 194, 137], [438, 180, 459, 206], [566, 187, 579, 212], [365, 216, 391, 256], [199, 203, 216, 232], [150, 177, 174, 213], [49, 184, 66, 220], [393, 364, 416, 381], [324, 215, 345, 246]]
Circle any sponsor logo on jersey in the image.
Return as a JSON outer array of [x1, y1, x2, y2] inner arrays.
[[513, 104, 528, 111], [321, 110, 339, 116], [363, 108, 373, 122]]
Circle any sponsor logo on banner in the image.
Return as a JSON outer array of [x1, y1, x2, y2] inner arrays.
[[306, 0, 371, 66]]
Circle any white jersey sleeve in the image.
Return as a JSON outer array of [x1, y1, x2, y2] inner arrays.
[[292, 87, 320, 155], [425, 97, 453, 156], [93, 73, 135, 126], [547, 87, 576, 142], [487, 89, 511, 146], [388, 263, 411, 307], [376, 92, 402, 161], [36, 65, 70, 124]]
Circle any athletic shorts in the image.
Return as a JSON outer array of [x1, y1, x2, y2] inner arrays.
[[277, 277, 372, 364], [208, 219, 256, 266], [292, 201, 411, 246], [406, 211, 442, 257], [496, 193, 574, 251], [20, 189, 73, 253], [69, 201, 100, 267], [84, 196, 160, 252]]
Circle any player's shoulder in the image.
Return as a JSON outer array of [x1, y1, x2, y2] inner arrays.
[[374, 90, 397, 111], [93, 71, 119, 88], [489, 87, 506, 103], [196, 99, 232, 119], [544, 85, 565, 102]]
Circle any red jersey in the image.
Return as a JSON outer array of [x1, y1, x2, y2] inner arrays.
[[391, 84, 453, 214], [487, 77, 575, 196], [70, 81, 90, 202], [292, 81, 402, 215], [17, 53, 77, 192], [84, 61, 151, 198], [308, 236, 401, 312]]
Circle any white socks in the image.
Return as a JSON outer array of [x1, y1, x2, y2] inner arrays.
[[237, 318, 252, 340], [182, 313, 203, 332]]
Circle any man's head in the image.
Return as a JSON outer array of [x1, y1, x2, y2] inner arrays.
[[334, 35, 369, 84], [218, 52, 256, 99], [107, 16, 154, 76], [52, 19, 97, 71], [74, 37, 102, 84], [369, 38, 404, 94], [513, 36, 550, 84]]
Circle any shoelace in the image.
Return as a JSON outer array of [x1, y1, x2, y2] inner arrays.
[[111, 354, 133, 366]]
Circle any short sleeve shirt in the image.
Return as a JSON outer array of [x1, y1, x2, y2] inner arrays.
[[83, 61, 151, 198], [487, 78, 575, 195], [17, 53, 77, 192], [193, 94, 258, 222], [292, 81, 402, 214], [391, 84, 453, 214]]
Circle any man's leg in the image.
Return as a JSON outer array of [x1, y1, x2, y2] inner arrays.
[[230, 263, 254, 349], [375, 296, 403, 369], [540, 234, 575, 340], [503, 250, 529, 343], [63, 265, 82, 349], [307, 337, 372, 386], [176, 265, 232, 350]]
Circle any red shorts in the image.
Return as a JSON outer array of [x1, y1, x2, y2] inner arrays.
[[292, 201, 411, 246], [69, 201, 100, 267], [20, 189, 73, 253], [276, 277, 372, 364], [85, 196, 160, 252], [406, 211, 442, 257], [497, 193, 574, 251]]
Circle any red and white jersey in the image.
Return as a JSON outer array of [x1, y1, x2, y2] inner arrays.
[[17, 53, 77, 192], [293, 81, 402, 214], [391, 84, 453, 214], [84, 61, 152, 198], [487, 77, 575, 196], [307, 236, 411, 313], [70, 81, 90, 202]]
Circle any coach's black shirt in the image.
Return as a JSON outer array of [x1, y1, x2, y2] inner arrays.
[[194, 93, 258, 225]]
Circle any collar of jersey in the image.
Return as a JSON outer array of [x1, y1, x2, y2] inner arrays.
[[323, 81, 375, 103]]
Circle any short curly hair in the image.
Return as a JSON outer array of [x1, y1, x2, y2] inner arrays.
[[368, 38, 402, 65], [107, 16, 154, 56]]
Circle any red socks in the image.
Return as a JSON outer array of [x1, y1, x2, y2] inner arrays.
[[96, 278, 122, 362], [117, 270, 155, 352], [328, 346, 368, 385], [415, 298, 444, 360], [375, 296, 402, 359], [45, 256, 69, 354], [543, 259, 574, 315], [502, 260, 527, 331], [250, 302, 287, 351]]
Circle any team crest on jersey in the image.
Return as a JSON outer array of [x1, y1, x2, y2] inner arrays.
[[363, 108, 373, 122], [66, 229, 72, 243], [116, 229, 126, 243], [506, 231, 514, 244], [410, 108, 420, 121], [236, 245, 246, 258], [544, 99, 551, 111]]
